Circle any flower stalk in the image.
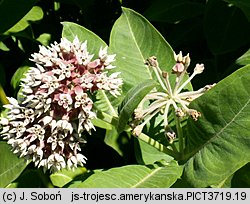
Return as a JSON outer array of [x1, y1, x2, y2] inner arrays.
[[175, 113, 184, 157]]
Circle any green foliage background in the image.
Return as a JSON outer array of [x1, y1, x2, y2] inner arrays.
[[0, 0, 250, 188]]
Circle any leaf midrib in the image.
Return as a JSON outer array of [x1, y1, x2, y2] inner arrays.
[[0, 160, 25, 179], [51, 173, 71, 180], [124, 10, 152, 80], [131, 166, 162, 188]]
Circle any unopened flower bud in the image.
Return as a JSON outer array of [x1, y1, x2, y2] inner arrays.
[[162, 71, 168, 79], [172, 63, 185, 75], [174, 51, 183, 62], [165, 126, 176, 143], [174, 51, 190, 68], [184, 97, 193, 102], [183, 53, 190, 67], [204, 83, 216, 91], [146, 56, 158, 68], [194, 64, 204, 74]]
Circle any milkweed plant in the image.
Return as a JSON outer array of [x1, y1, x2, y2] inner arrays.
[[0, 6, 249, 188]]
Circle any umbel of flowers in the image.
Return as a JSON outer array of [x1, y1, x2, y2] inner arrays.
[[0, 37, 122, 172], [132, 52, 215, 141]]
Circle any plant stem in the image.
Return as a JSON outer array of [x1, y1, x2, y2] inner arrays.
[[175, 114, 184, 159], [137, 132, 180, 160], [169, 141, 179, 154]]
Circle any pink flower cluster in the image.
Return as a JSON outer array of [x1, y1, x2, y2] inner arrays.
[[0, 37, 122, 172]]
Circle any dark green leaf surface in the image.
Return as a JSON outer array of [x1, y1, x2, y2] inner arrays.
[[184, 65, 250, 187], [6, 169, 45, 188], [144, 0, 205, 23], [0, 0, 38, 34], [224, 0, 250, 21], [166, 18, 203, 48], [71, 160, 182, 188], [231, 163, 250, 187], [204, 0, 250, 54], [0, 64, 6, 87], [0, 142, 28, 187], [117, 80, 157, 133]]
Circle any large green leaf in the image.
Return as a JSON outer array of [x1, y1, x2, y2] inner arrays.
[[224, 0, 250, 21], [6, 6, 43, 34], [0, 141, 28, 187], [0, 0, 38, 34], [167, 18, 203, 48], [70, 160, 182, 188], [144, 0, 205, 23], [204, 0, 250, 54], [183, 65, 250, 187], [117, 80, 157, 133], [50, 167, 87, 187], [110, 7, 175, 91]]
